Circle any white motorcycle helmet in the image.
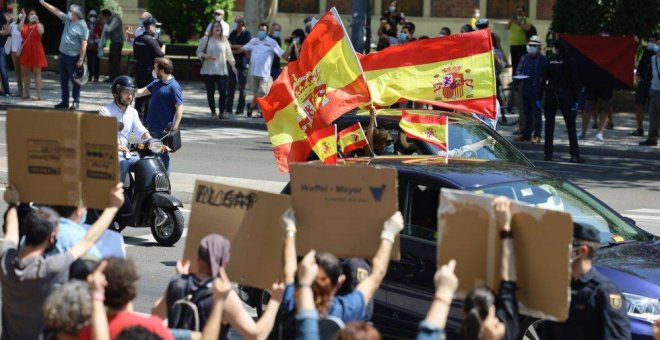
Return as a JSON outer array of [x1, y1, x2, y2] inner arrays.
[[72, 63, 89, 85]]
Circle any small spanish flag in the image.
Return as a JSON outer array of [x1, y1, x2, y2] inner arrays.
[[337, 122, 368, 154], [399, 110, 448, 151], [308, 125, 338, 164]]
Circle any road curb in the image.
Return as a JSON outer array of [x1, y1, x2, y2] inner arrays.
[[510, 141, 660, 161]]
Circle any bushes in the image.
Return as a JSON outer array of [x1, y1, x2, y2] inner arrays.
[[147, 0, 233, 43]]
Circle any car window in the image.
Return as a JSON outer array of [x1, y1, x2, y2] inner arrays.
[[405, 183, 439, 242], [476, 180, 647, 244]]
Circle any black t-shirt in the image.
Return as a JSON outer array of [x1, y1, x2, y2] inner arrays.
[[270, 35, 282, 72], [0, 12, 8, 46], [228, 29, 252, 68], [133, 32, 164, 67]]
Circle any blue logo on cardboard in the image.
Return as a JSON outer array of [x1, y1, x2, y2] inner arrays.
[[369, 185, 386, 202]]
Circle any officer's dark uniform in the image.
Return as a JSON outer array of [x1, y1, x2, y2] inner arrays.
[[538, 40, 581, 161], [539, 224, 631, 339], [133, 18, 164, 120]]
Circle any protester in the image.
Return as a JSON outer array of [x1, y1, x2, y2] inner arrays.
[[135, 57, 183, 172], [399, 22, 416, 44], [505, 5, 532, 72], [0, 184, 122, 340], [43, 280, 93, 339], [100, 75, 152, 183], [0, 9, 10, 101], [101, 9, 123, 82], [39, 0, 88, 110], [580, 85, 613, 141], [515, 35, 545, 144], [639, 34, 660, 146], [86, 9, 102, 83], [151, 234, 284, 338], [241, 23, 283, 118], [439, 27, 451, 37], [460, 24, 474, 33], [78, 258, 174, 339], [126, 11, 152, 44], [380, 0, 405, 39], [539, 39, 584, 163], [269, 23, 283, 80], [227, 17, 251, 115], [632, 35, 657, 137], [9, 10, 23, 98], [470, 8, 481, 30], [197, 22, 236, 119], [204, 8, 230, 38], [282, 29, 305, 62], [133, 17, 164, 120], [18, 8, 47, 101], [47, 205, 102, 259], [538, 223, 631, 338]]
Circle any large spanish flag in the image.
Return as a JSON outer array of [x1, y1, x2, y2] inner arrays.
[[337, 122, 368, 154], [399, 110, 448, 151], [359, 29, 497, 120], [257, 8, 371, 172], [308, 125, 337, 164]]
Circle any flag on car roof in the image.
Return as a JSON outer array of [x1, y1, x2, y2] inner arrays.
[[337, 122, 368, 154], [399, 110, 448, 151], [358, 29, 497, 120], [558, 34, 635, 90], [308, 125, 337, 164], [256, 8, 371, 172]]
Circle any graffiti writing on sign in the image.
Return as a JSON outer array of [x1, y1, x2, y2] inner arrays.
[[195, 184, 258, 210]]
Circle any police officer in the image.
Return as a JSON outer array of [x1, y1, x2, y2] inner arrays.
[[539, 223, 631, 339], [538, 39, 584, 163], [132, 17, 164, 120]]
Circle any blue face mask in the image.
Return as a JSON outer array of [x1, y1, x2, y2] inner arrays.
[[273, 31, 280, 38], [258, 31, 267, 40], [138, 19, 143, 28], [79, 209, 88, 225], [383, 142, 395, 155], [526, 45, 539, 54], [654, 45, 660, 54], [399, 33, 408, 42], [648, 42, 656, 51], [389, 6, 396, 12], [155, 28, 161, 36]]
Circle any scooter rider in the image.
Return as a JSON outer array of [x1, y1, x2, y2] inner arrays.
[[99, 75, 152, 184]]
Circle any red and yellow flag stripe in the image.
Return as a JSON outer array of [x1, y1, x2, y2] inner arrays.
[[399, 110, 448, 151], [308, 125, 337, 164], [337, 122, 368, 154]]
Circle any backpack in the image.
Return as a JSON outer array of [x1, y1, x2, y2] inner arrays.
[[166, 274, 215, 331]]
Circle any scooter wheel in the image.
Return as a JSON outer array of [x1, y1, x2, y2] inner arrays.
[[150, 207, 184, 246]]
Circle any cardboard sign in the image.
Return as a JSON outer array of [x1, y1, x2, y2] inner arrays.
[[290, 163, 400, 260], [183, 180, 290, 290], [437, 189, 573, 321], [7, 108, 119, 209]]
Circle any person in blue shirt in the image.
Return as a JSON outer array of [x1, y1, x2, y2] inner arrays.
[[514, 35, 546, 144], [135, 57, 183, 172], [50, 205, 102, 259]]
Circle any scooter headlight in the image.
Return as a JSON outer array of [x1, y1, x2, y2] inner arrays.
[[149, 140, 164, 154]]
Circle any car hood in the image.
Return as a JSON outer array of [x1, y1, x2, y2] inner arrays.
[[595, 239, 660, 296]]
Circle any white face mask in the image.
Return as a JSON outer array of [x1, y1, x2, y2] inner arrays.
[[89, 16, 96, 23], [67, 11, 74, 20], [29, 14, 37, 23], [526, 45, 539, 54], [18, 13, 24, 21], [152, 69, 158, 79], [215, 15, 222, 21]]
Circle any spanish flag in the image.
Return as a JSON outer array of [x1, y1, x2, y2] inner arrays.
[[308, 125, 337, 164], [359, 29, 497, 120], [256, 8, 371, 172], [399, 110, 448, 151], [337, 122, 368, 154]]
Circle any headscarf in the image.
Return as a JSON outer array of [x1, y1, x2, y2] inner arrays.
[[197, 234, 231, 277]]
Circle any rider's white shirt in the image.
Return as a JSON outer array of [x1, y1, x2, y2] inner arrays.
[[99, 102, 148, 147]]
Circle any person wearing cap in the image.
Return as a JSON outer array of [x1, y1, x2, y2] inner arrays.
[[538, 223, 631, 339], [133, 17, 164, 120], [39, 0, 88, 110], [151, 234, 284, 338], [227, 17, 251, 115], [101, 9, 123, 83], [514, 35, 546, 145], [126, 11, 152, 44], [204, 8, 230, 38]]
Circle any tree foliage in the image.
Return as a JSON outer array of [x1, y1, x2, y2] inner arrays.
[[147, 0, 233, 44]]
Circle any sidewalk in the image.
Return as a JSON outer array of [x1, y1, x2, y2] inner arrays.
[[0, 70, 657, 160]]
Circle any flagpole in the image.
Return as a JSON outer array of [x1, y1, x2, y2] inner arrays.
[[358, 121, 376, 157]]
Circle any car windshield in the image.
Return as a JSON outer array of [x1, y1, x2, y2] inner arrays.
[[475, 179, 648, 244]]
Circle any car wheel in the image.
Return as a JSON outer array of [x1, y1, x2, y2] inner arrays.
[[520, 317, 544, 340], [150, 207, 184, 246]]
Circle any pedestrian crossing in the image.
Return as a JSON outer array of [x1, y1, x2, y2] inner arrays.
[[180, 127, 267, 143]]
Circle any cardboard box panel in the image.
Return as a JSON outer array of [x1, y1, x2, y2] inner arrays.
[[290, 163, 400, 260], [81, 114, 120, 209]]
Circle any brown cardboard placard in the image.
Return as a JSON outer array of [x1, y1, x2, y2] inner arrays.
[[183, 180, 290, 290], [437, 189, 573, 321], [290, 163, 400, 260], [7, 108, 118, 209]]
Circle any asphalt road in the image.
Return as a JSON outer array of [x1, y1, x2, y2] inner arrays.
[[0, 118, 658, 315]]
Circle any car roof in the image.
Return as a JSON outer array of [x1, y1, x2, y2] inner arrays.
[[334, 109, 484, 128], [342, 155, 551, 189]]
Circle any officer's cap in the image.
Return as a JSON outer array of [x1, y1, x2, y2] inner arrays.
[[143, 17, 157, 28], [573, 223, 600, 243]]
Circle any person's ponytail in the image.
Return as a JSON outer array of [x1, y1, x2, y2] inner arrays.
[[460, 308, 484, 340]]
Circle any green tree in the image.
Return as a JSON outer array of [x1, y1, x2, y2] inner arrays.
[[147, 0, 233, 44]]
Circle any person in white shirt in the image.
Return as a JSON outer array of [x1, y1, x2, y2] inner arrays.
[[241, 22, 283, 117], [197, 22, 237, 119], [204, 9, 230, 38], [126, 11, 152, 44], [99, 75, 152, 184]]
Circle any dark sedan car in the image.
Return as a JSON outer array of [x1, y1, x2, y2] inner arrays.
[[341, 156, 659, 339]]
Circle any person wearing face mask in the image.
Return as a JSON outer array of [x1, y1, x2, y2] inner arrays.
[[640, 34, 660, 146], [514, 35, 545, 144], [39, 0, 88, 110], [18, 9, 47, 101], [0, 10, 11, 101], [380, 0, 405, 39], [282, 28, 305, 62], [439, 27, 451, 37], [240, 23, 284, 118], [227, 17, 251, 115], [86, 10, 102, 83], [126, 11, 152, 44], [398, 22, 416, 45], [538, 223, 631, 339], [470, 8, 481, 30], [632, 35, 658, 137], [505, 6, 532, 74], [133, 17, 164, 120], [8, 10, 23, 98], [269, 23, 282, 80], [204, 8, 230, 38], [100, 9, 123, 83]]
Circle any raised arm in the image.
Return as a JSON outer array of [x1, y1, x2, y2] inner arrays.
[[281, 208, 297, 284], [39, 0, 65, 19], [222, 281, 284, 340], [494, 197, 515, 282], [88, 261, 110, 340], [3, 186, 20, 245], [295, 250, 321, 340], [365, 106, 376, 155], [201, 268, 232, 340], [356, 211, 404, 303], [417, 259, 458, 340], [69, 184, 124, 260]]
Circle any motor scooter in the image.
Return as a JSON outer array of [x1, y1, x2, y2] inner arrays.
[[89, 131, 184, 246]]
